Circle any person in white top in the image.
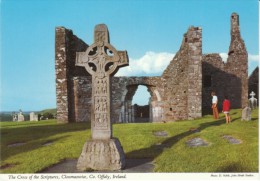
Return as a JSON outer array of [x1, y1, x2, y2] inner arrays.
[[211, 91, 219, 119]]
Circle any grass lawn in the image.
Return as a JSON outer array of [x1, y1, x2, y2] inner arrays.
[[0, 109, 258, 173]]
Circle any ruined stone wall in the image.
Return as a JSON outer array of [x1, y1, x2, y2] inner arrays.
[[55, 27, 89, 123], [111, 76, 164, 123], [71, 76, 92, 122], [162, 26, 202, 121], [226, 13, 248, 108], [186, 27, 202, 119], [55, 27, 69, 123], [249, 67, 259, 100], [55, 13, 248, 123], [202, 13, 248, 114], [202, 54, 229, 114]]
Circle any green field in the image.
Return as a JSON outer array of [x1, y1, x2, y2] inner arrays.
[[0, 109, 258, 173]]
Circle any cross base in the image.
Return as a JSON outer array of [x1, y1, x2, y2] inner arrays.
[[77, 138, 126, 171]]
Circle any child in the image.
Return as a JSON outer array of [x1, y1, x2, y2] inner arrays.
[[222, 95, 231, 124]]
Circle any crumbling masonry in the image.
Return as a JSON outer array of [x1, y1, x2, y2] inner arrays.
[[55, 13, 248, 123]]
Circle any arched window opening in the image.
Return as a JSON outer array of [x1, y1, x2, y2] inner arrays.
[[132, 85, 151, 123]]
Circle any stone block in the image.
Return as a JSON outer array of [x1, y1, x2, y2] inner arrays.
[[77, 138, 125, 171], [241, 107, 251, 121]]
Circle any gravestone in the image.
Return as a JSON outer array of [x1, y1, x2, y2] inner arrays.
[[30, 112, 38, 121], [241, 107, 251, 121], [76, 24, 129, 171], [249, 91, 257, 109], [17, 110, 25, 122], [12, 112, 18, 121]]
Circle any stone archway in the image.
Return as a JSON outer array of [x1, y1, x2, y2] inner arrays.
[[132, 85, 151, 123], [112, 77, 164, 123], [120, 84, 151, 123]]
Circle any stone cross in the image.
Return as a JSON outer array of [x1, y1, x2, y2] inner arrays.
[[76, 24, 128, 139], [249, 91, 257, 109], [250, 91, 256, 98], [76, 24, 128, 171]]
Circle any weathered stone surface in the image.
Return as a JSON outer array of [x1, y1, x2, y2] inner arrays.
[[202, 13, 248, 115], [241, 107, 251, 121], [248, 67, 258, 101], [248, 91, 257, 109], [41, 158, 154, 173], [222, 135, 242, 144], [55, 27, 89, 123], [111, 76, 164, 123], [30, 112, 38, 121], [77, 138, 125, 171], [75, 24, 127, 171], [55, 13, 248, 123], [12, 112, 18, 121], [76, 24, 128, 140], [186, 137, 209, 147], [17, 111, 24, 122]]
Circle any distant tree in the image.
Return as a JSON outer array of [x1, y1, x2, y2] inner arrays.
[[42, 112, 54, 119]]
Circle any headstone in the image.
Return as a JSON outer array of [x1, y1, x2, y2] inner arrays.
[[76, 24, 129, 171], [249, 91, 257, 109], [17, 110, 25, 122], [30, 112, 38, 121], [241, 107, 251, 121], [12, 112, 18, 121]]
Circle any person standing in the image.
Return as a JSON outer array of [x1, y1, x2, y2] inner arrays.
[[211, 91, 219, 119], [222, 95, 231, 124]]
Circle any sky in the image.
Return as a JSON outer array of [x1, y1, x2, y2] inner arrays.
[[0, 0, 259, 112]]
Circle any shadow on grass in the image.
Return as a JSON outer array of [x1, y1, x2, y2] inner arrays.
[[230, 117, 240, 122], [125, 118, 227, 170], [215, 162, 248, 172], [0, 122, 91, 161]]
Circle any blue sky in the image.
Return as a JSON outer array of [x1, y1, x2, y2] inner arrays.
[[0, 0, 259, 111]]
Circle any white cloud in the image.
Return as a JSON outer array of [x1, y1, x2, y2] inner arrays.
[[115, 51, 175, 76], [116, 52, 258, 76], [248, 54, 259, 61], [220, 53, 259, 63], [219, 53, 228, 62]]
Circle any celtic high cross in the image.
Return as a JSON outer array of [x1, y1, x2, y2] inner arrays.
[[76, 24, 128, 139], [76, 24, 128, 171]]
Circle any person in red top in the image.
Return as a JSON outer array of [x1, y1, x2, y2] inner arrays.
[[222, 95, 231, 124]]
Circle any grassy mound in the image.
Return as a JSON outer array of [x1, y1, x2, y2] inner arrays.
[[0, 109, 258, 173]]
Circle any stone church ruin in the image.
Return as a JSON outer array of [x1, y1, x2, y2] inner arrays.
[[55, 13, 248, 124]]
